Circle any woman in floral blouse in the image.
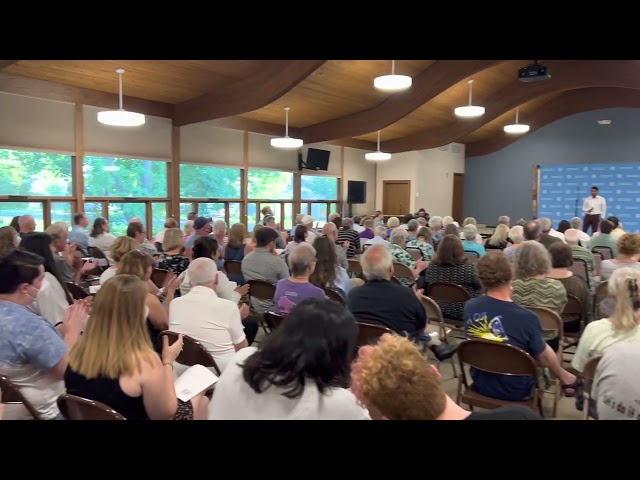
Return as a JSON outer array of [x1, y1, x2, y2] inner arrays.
[[156, 228, 189, 275]]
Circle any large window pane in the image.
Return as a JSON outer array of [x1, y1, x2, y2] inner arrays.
[[180, 203, 195, 228], [198, 203, 226, 223], [301, 175, 338, 200], [84, 156, 167, 198], [0, 149, 72, 197], [228, 203, 241, 227], [0, 202, 43, 230], [247, 203, 257, 233], [51, 202, 73, 226], [311, 203, 329, 228], [283, 203, 293, 230], [180, 165, 241, 199], [152, 202, 167, 239], [108, 203, 146, 237], [248, 169, 293, 200], [84, 202, 104, 222]]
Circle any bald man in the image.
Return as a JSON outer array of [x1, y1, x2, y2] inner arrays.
[[322, 222, 348, 269], [18, 215, 36, 239]]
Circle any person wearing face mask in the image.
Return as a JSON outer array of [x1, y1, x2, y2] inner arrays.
[[0, 249, 87, 419]]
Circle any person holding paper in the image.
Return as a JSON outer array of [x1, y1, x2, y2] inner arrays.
[[65, 275, 210, 420], [209, 298, 370, 420]]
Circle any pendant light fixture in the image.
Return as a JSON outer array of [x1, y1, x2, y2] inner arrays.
[[454, 79, 485, 118], [373, 60, 412, 92], [365, 130, 392, 161], [97, 69, 146, 127], [271, 107, 303, 149], [503, 107, 530, 134]]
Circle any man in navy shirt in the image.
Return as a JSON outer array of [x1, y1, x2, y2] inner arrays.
[[463, 251, 578, 401]]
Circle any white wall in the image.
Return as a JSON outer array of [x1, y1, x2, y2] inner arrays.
[[181, 124, 244, 166], [0, 93, 75, 153], [375, 151, 419, 213], [415, 143, 465, 218], [248, 132, 298, 171], [344, 147, 377, 215]]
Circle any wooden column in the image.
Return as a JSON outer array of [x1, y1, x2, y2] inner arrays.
[[170, 124, 181, 220], [340, 146, 345, 216], [74, 103, 85, 213], [242, 131, 249, 225]]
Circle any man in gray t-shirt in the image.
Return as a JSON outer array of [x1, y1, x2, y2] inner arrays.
[[592, 342, 640, 420]]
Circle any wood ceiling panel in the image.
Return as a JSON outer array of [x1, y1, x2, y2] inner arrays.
[[4, 60, 269, 103], [239, 60, 434, 128], [353, 60, 528, 142]]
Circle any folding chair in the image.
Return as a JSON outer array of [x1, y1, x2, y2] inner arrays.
[[57, 393, 126, 420]]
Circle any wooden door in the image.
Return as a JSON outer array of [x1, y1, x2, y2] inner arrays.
[[382, 181, 411, 216], [452, 173, 464, 223]]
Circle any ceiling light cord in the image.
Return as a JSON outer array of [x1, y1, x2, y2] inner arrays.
[[515, 107, 519, 124], [116, 68, 124, 110], [284, 107, 290, 137], [376, 130, 381, 151], [468, 79, 474, 105], [391, 60, 395, 75]]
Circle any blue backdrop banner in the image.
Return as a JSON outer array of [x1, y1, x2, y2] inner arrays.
[[538, 163, 640, 233]]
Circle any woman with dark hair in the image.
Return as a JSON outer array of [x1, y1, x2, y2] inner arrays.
[[0, 226, 20, 255], [283, 224, 307, 254], [310, 235, 355, 298], [88, 217, 117, 258], [209, 298, 369, 420], [10, 216, 20, 232], [423, 234, 481, 321], [557, 219, 572, 235], [20, 233, 74, 327]]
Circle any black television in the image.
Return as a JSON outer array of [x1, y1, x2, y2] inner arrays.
[[304, 148, 330, 171]]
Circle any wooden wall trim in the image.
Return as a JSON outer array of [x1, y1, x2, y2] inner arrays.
[[74, 103, 84, 213], [170, 125, 181, 219]]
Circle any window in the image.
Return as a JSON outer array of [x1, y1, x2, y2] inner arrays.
[[179, 164, 241, 199], [248, 169, 293, 200], [84, 156, 167, 198], [84, 202, 104, 221], [0, 202, 44, 231], [301, 175, 338, 200], [51, 202, 73, 226], [107, 203, 146, 237], [0, 149, 72, 196], [152, 202, 168, 239]]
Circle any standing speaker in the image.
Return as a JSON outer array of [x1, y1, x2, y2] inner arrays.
[[347, 181, 366, 204]]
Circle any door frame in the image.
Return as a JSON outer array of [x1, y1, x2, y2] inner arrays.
[[382, 180, 411, 215], [452, 173, 464, 222]]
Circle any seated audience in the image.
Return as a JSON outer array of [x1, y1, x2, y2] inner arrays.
[[182, 220, 194, 241], [46, 222, 97, 284], [322, 222, 349, 269], [429, 216, 445, 249], [283, 224, 307, 255], [537, 217, 563, 249], [65, 275, 209, 420], [337, 218, 361, 258], [263, 216, 285, 249], [9, 215, 20, 232], [127, 220, 157, 255], [547, 242, 590, 329], [386, 216, 400, 238], [88, 217, 117, 257], [484, 223, 509, 250], [0, 226, 20, 255], [592, 342, 640, 420], [569, 217, 591, 246], [503, 225, 524, 263], [273, 244, 326, 315], [406, 226, 435, 260], [351, 334, 543, 420], [460, 217, 483, 244], [209, 298, 370, 420], [363, 225, 389, 247], [607, 215, 625, 238], [359, 218, 375, 240], [443, 224, 458, 237], [461, 224, 486, 257], [18, 214, 37, 240], [0, 250, 86, 419], [387, 228, 429, 287], [69, 212, 90, 255], [99, 236, 139, 284], [599, 233, 640, 281], [588, 220, 618, 257], [310, 236, 356, 299], [21, 233, 74, 327], [347, 244, 457, 361], [156, 228, 190, 275], [154, 217, 179, 247], [224, 223, 253, 285], [464, 251, 578, 401], [405, 219, 419, 242], [572, 267, 640, 373], [423, 234, 482, 322], [169, 258, 248, 373], [564, 228, 596, 289]]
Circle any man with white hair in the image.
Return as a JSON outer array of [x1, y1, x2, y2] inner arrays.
[[570, 217, 591, 245], [536, 217, 563, 249], [348, 244, 457, 362], [498, 216, 510, 227], [18, 215, 37, 240], [429, 216, 444, 248], [169, 257, 249, 373], [461, 224, 486, 257], [321, 222, 348, 269], [564, 228, 596, 282], [273, 244, 326, 315], [363, 226, 389, 247]]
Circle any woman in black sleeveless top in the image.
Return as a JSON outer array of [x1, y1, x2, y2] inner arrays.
[[224, 223, 253, 285]]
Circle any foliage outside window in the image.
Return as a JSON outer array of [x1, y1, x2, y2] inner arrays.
[[84, 156, 167, 198], [248, 169, 293, 200], [179, 164, 241, 199], [0, 149, 72, 196], [301, 175, 338, 200]]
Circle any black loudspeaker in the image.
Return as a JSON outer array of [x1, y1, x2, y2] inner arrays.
[[347, 181, 366, 204]]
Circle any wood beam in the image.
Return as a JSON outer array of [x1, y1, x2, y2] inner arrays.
[[74, 103, 84, 213], [300, 60, 504, 145], [466, 87, 640, 157], [242, 131, 249, 226], [384, 60, 640, 153], [173, 60, 327, 126], [170, 125, 181, 220], [0, 61, 18, 70], [0, 72, 173, 118]]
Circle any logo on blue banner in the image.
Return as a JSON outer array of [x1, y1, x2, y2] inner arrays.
[[539, 163, 640, 233]]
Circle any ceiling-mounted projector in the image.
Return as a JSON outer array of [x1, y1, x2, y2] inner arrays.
[[518, 61, 551, 82]]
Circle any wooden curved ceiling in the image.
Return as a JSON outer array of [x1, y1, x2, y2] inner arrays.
[[1, 60, 640, 156]]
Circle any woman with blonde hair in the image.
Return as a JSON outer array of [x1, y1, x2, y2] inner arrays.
[[182, 220, 194, 241], [572, 267, 640, 373], [0, 226, 19, 255], [156, 228, 189, 276], [65, 274, 209, 420], [155, 217, 179, 247], [99, 236, 140, 284], [484, 223, 510, 250], [225, 223, 253, 285], [599, 233, 640, 281]]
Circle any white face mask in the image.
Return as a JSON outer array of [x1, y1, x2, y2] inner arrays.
[[24, 284, 40, 304]]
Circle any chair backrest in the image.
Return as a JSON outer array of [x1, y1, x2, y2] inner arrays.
[[457, 339, 539, 377], [594, 280, 609, 315], [224, 260, 243, 277], [88, 246, 107, 260], [0, 374, 41, 420], [427, 282, 472, 303], [323, 287, 345, 305], [405, 247, 422, 261], [65, 282, 88, 300], [151, 268, 171, 289], [568, 258, 589, 285], [421, 295, 443, 324], [158, 331, 221, 375], [247, 280, 276, 301], [57, 393, 126, 420], [592, 246, 613, 260], [592, 251, 603, 276], [464, 253, 479, 265], [355, 321, 394, 347], [562, 294, 583, 318], [525, 306, 564, 342], [463, 250, 480, 257], [347, 258, 363, 276], [155, 242, 164, 253], [264, 311, 287, 330], [393, 262, 415, 281], [582, 354, 603, 407]]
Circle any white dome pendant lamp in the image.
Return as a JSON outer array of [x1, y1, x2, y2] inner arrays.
[[454, 79, 485, 118], [271, 107, 303, 149], [365, 130, 392, 161], [97, 69, 146, 127], [374, 60, 412, 92], [503, 107, 530, 134]]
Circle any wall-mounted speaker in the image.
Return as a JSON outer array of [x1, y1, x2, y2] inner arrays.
[[347, 181, 366, 204]]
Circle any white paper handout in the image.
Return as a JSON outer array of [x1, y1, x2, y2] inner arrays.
[[174, 364, 219, 402]]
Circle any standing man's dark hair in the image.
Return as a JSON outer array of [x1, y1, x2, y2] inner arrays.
[[523, 221, 542, 241], [591, 186, 599, 191]]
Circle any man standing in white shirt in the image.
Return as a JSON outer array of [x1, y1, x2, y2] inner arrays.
[[583, 186, 607, 235]]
